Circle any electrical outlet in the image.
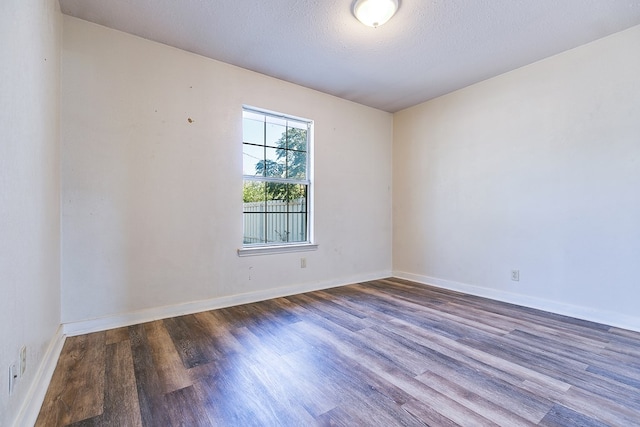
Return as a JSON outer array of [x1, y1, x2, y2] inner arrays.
[[19, 346, 26, 377], [511, 270, 520, 281], [300, 257, 307, 268], [8, 364, 17, 395]]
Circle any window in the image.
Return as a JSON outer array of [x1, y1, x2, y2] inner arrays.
[[242, 107, 313, 249]]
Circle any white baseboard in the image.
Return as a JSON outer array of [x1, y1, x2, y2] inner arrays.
[[13, 325, 66, 427], [63, 270, 392, 336], [393, 271, 640, 333]]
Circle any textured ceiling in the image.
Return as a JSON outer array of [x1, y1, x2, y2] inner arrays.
[[59, 0, 640, 112]]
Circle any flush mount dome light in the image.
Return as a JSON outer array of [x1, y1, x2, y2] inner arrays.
[[353, 0, 399, 28]]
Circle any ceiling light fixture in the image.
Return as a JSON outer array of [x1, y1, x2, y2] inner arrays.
[[353, 0, 399, 28]]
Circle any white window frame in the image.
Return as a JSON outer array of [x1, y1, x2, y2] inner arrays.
[[238, 106, 317, 256]]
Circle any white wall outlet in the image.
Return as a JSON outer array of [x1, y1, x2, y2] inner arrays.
[[511, 270, 520, 281], [300, 257, 307, 268], [19, 346, 26, 377], [8, 364, 17, 395]]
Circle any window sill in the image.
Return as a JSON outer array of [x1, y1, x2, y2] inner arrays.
[[237, 243, 318, 257]]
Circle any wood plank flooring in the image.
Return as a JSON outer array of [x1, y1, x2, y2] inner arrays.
[[36, 278, 640, 426]]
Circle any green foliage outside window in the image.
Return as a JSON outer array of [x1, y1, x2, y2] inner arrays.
[[243, 127, 308, 202]]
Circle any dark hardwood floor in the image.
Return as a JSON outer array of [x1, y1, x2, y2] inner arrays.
[[36, 278, 640, 426]]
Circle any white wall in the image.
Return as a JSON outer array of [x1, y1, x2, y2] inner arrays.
[[393, 25, 640, 330], [0, 0, 62, 425], [61, 17, 393, 325]]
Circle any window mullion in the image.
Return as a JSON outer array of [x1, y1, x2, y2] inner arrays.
[[262, 118, 267, 244]]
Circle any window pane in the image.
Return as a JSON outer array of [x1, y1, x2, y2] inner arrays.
[[266, 213, 289, 243], [288, 213, 307, 243], [264, 182, 287, 202], [243, 181, 265, 206], [266, 117, 287, 148], [288, 119, 308, 131], [243, 213, 265, 244], [243, 110, 264, 122], [242, 116, 264, 146], [264, 147, 284, 178], [287, 126, 307, 152], [286, 150, 307, 179], [287, 184, 307, 208], [243, 144, 264, 176]]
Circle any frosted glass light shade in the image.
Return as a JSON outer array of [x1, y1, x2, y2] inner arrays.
[[353, 0, 399, 27]]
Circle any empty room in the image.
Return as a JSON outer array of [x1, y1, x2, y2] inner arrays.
[[2, 0, 640, 425]]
